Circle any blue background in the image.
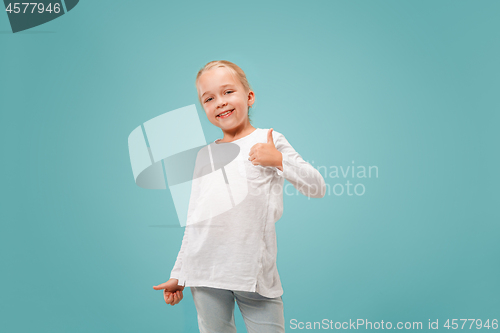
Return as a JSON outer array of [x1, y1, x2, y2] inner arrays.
[[1, 0, 499, 332]]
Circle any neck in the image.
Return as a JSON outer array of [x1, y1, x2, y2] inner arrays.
[[219, 122, 256, 143]]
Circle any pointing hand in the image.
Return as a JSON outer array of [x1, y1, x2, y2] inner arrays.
[[153, 279, 185, 306]]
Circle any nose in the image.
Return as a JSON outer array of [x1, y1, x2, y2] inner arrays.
[[217, 98, 227, 109]]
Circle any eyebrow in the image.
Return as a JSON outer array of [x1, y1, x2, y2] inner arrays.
[[201, 84, 236, 99]]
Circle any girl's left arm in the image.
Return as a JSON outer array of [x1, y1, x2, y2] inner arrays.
[[273, 131, 326, 198]]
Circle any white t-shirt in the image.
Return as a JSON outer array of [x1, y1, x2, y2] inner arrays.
[[170, 128, 326, 298]]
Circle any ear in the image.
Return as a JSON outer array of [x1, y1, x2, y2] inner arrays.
[[247, 90, 255, 108]]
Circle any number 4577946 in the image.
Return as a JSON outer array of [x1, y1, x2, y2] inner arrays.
[[5, 3, 61, 14], [444, 319, 498, 330]]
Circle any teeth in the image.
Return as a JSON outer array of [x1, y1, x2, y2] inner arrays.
[[218, 110, 232, 117]]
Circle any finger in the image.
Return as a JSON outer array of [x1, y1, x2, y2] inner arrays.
[[171, 292, 177, 305], [175, 291, 181, 305], [174, 291, 183, 305], [164, 291, 171, 304], [171, 293, 178, 306], [267, 128, 275, 145], [249, 143, 262, 155], [153, 282, 168, 290], [166, 293, 174, 305], [164, 289, 173, 302], [178, 291, 184, 302]]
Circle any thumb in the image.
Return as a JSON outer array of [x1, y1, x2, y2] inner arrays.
[[153, 282, 168, 290], [267, 128, 275, 146]]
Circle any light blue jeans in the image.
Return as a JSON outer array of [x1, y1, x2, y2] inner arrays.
[[190, 286, 285, 333]]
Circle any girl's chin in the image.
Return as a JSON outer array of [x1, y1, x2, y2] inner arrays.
[[219, 122, 242, 131], [217, 117, 237, 126]]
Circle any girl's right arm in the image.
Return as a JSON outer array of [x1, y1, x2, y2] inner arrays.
[[169, 147, 205, 284], [154, 149, 206, 306], [169, 226, 189, 285]]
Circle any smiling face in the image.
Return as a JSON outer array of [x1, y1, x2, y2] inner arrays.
[[197, 66, 255, 134]]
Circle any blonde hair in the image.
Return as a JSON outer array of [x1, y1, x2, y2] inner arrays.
[[195, 60, 254, 122]]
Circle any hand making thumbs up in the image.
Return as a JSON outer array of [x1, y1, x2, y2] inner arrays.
[[248, 128, 283, 171]]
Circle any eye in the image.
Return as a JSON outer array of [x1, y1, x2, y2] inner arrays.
[[225, 90, 234, 95], [204, 97, 213, 103]]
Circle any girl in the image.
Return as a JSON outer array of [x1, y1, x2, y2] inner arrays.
[[153, 60, 326, 333]]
